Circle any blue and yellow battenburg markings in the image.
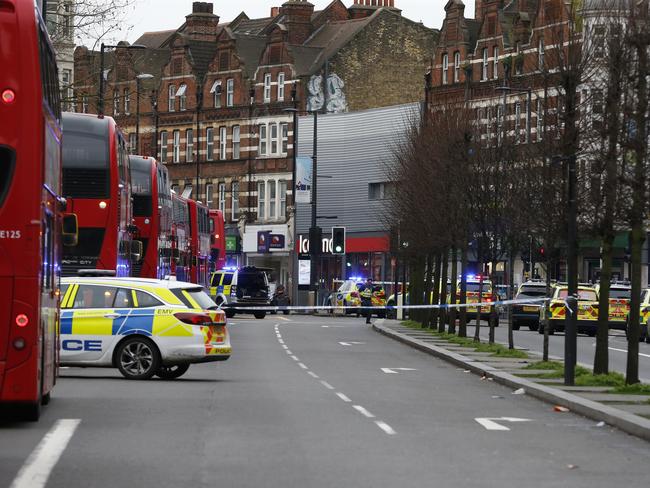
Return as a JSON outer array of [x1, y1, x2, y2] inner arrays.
[[60, 309, 194, 337]]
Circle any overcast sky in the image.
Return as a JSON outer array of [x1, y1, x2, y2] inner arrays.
[[121, 0, 475, 42]]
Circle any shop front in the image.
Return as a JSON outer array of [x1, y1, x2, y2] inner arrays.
[[243, 224, 292, 293]]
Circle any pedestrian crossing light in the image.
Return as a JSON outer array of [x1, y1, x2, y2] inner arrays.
[[332, 226, 345, 255]]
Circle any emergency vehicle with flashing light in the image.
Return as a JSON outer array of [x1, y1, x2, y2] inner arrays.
[[59, 277, 230, 380], [327, 278, 387, 318], [539, 284, 599, 336], [209, 266, 271, 319], [452, 276, 495, 321], [594, 281, 631, 330]]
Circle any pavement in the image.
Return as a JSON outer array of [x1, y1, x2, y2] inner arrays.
[[1, 314, 649, 488]]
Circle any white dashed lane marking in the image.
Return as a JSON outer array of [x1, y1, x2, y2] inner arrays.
[[275, 323, 396, 435]]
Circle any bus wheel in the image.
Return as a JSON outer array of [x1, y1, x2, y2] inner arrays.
[[116, 337, 161, 380], [41, 392, 51, 405], [156, 364, 190, 380], [22, 401, 41, 422]]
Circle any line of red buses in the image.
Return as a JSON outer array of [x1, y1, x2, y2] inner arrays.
[[0, 0, 224, 419], [61, 114, 225, 288]]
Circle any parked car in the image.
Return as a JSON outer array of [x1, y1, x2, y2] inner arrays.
[[59, 277, 230, 380], [512, 280, 547, 331], [594, 281, 631, 330], [539, 284, 599, 336], [327, 279, 387, 318]]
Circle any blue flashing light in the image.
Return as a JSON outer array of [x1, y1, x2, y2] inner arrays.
[[223, 266, 238, 271]]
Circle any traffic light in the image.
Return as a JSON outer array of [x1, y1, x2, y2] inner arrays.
[[332, 226, 346, 255]]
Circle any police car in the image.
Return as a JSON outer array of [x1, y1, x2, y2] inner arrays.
[[594, 281, 631, 330], [209, 266, 271, 319], [59, 277, 231, 380], [626, 288, 650, 343], [539, 284, 599, 336], [326, 279, 387, 317]]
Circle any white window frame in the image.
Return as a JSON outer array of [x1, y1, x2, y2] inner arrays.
[[211, 80, 222, 108], [219, 126, 227, 160], [442, 53, 448, 85], [493, 47, 499, 79], [186, 129, 194, 162], [173, 130, 180, 163], [264, 73, 271, 103], [168, 84, 176, 112], [482, 48, 489, 80], [218, 182, 226, 214], [177, 83, 187, 111], [113, 91, 119, 115], [281, 123, 289, 154], [257, 181, 266, 220], [269, 181, 277, 219], [82, 95, 88, 113], [270, 123, 279, 155], [279, 180, 287, 219], [206, 183, 214, 208], [160, 131, 168, 161], [129, 133, 136, 155], [524, 97, 530, 143], [538, 38, 545, 69], [454, 52, 460, 83], [226, 79, 234, 107], [206, 128, 214, 161], [514, 101, 521, 143], [259, 124, 268, 155], [278, 72, 285, 101], [231, 181, 239, 221], [232, 125, 240, 159], [123, 88, 130, 114]]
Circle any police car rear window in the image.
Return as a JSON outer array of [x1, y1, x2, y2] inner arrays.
[[172, 288, 217, 310], [517, 287, 547, 297], [610, 289, 631, 299]]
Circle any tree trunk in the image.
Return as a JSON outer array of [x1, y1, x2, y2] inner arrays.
[[430, 252, 442, 330], [508, 253, 515, 349], [410, 256, 425, 325], [449, 247, 458, 334], [438, 248, 449, 333], [594, 236, 613, 375], [488, 260, 497, 344], [422, 254, 434, 328], [474, 263, 483, 343], [459, 246, 468, 337], [543, 258, 552, 362]]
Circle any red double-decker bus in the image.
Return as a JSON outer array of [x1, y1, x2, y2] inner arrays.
[[209, 209, 226, 272], [129, 156, 172, 279], [62, 112, 135, 277], [0, 0, 71, 419], [171, 192, 191, 282], [187, 199, 211, 288]]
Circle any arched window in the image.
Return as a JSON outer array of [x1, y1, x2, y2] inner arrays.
[[168, 84, 176, 112]]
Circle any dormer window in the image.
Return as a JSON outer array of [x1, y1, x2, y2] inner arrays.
[[211, 80, 222, 108], [442, 53, 449, 85], [176, 84, 187, 111], [264, 73, 272, 103], [168, 84, 176, 112]]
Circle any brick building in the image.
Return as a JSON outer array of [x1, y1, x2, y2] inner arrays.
[[426, 0, 649, 285], [73, 0, 437, 291]]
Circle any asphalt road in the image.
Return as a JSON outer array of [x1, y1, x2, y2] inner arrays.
[[1, 314, 649, 488], [462, 317, 650, 381]]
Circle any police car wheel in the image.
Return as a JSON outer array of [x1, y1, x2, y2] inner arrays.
[[116, 337, 161, 380], [156, 364, 190, 380]]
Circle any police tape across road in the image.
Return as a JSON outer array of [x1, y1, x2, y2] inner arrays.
[[218, 297, 550, 312]]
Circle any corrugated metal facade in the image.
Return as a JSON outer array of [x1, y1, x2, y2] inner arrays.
[[295, 102, 421, 235]]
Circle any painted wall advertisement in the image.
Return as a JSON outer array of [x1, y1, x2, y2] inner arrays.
[[295, 156, 312, 204]]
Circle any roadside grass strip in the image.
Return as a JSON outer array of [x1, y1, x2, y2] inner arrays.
[[400, 321, 528, 358]]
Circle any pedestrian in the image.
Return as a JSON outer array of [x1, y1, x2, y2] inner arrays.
[[359, 278, 373, 324]]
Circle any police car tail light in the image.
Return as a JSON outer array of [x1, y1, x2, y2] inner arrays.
[[174, 312, 213, 325], [350, 291, 359, 298], [15, 314, 29, 327]]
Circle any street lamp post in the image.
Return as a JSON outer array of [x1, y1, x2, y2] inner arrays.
[[98, 43, 146, 116], [135, 73, 153, 155]]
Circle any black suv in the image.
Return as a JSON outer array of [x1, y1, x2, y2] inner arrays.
[[512, 280, 547, 331]]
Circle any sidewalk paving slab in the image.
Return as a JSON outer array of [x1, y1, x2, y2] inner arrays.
[[578, 393, 650, 403], [373, 320, 650, 442]]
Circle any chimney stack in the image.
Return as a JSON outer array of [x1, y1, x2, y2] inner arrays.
[[280, 1, 315, 45], [271, 6, 280, 17], [185, 2, 219, 41], [350, 0, 398, 19]]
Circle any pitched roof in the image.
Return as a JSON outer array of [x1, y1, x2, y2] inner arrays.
[[186, 39, 220, 77], [234, 35, 269, 78], [234, 16, 275, 36], [134, 30, 176, 49]]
